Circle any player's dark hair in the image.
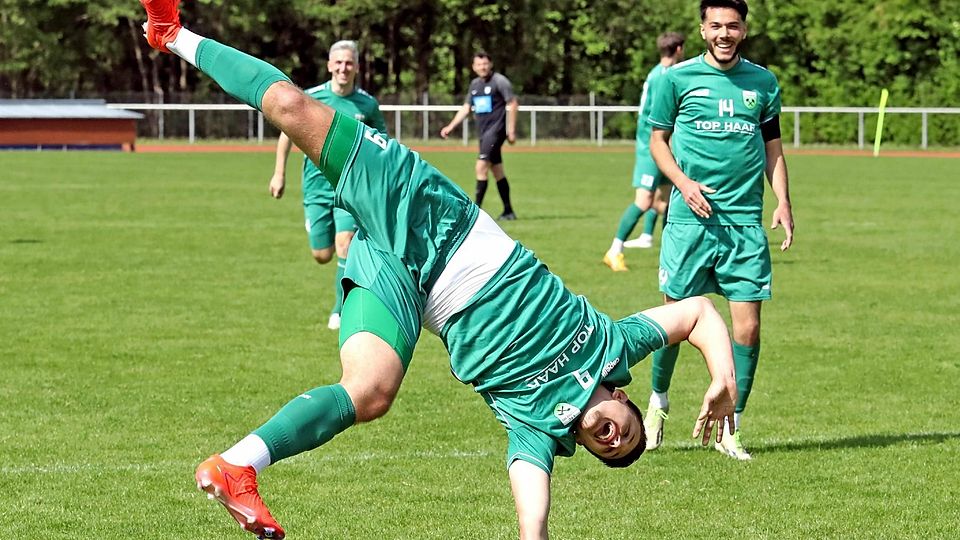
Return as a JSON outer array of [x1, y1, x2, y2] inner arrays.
[[657, 32, 685, 57], [700, 0, 748, 22], [473, 51, 492, 61], [582, 387, 647, 468]]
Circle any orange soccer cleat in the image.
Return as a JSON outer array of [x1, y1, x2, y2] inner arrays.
[[195, 454, 286, 540], [139, 0, 182, 53]]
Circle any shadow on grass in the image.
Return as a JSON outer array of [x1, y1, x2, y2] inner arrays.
[[672, 432, 960, 454], [10, 239, 42, 244], [756, 432, 960, 453]]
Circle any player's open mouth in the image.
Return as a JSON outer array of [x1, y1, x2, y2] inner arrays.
[[597, 421, 617, 445]]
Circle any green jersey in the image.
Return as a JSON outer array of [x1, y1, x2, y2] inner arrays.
[[302, 82, 387, 193], [442, 248, 668, 473], [648, 54, 781, 225], [635, 63, 669, 153]]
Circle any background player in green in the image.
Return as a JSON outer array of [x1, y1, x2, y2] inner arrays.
[[440, 52, 519, 220], [643, 0, 795, 460], [267, 39, 387, 330], [603, 31, 684, 272], [139, 2, 737, 538]]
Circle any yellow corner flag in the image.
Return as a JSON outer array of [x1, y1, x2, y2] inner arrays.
[[873, 89, 889, 157]]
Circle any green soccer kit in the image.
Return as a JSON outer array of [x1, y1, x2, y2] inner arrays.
[[319, 113, 667, 473], [302, 82, 386, 250], [648, 54, 781, 300], [632, 63, 669, 191]]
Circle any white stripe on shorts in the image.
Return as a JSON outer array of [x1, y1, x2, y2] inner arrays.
[[422, 210, 515, 335]]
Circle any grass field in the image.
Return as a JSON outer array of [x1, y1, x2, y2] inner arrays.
[[1, 149, 958, 539]]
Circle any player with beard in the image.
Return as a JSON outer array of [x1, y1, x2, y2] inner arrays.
[[642, 0, 795, 460]]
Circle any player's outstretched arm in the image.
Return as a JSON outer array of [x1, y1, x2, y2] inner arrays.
[[509, 460, 550, 540], [765, 138, 794, 251], [440, 103, 472, 139], [641, 297, 737, 444], [269, 132, 294, 199]]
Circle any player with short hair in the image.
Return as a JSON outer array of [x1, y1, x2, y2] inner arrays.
[[268, 39, 387, 330], [138, 2, 738, 538], [440, 52, 519, 221], [603, 32, 685, 272], [643, 0, 795, 460]]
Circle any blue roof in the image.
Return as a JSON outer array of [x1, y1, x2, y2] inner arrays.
[[0, 99, 144, 120]]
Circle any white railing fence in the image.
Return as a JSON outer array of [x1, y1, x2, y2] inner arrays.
[[107, 103, 960, 149]]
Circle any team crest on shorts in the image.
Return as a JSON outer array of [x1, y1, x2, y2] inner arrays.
[[742, 90, 758, 109]]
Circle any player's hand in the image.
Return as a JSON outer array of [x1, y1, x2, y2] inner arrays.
[[439, 125, 452, 139], [771, 202, 794, 251], [692, 378, 737, 446], [507, 131, 517, 145], [268, 173, 285, 199], [677, 178, 716, 218]]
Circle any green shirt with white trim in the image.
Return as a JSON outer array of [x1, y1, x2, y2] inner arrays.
[[648, 54, 781, 225]]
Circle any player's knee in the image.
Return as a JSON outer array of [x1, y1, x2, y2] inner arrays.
[[270, 85, 312, 122], [341, 379, 398, 422], [312, 248, 334, 264]]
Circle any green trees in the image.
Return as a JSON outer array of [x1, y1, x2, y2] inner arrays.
[[1, 1, 956, 143]]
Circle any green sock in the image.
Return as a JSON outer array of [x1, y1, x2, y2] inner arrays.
[[333, 259, 346, 314], [195, 39, 291, 111], [733, 341, 761, 413], [615, 204, 645, 241], [642, 208, 659, 235], [253, 384, 356, 463], [651, 344, 680, 393]]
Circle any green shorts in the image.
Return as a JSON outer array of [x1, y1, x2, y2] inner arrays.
[[631, 150, 663, 191], [658, 223, 772, 301], [303, 162, 357, 250]]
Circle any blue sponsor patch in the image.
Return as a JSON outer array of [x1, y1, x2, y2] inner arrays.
[[473, 95, 493, 114]]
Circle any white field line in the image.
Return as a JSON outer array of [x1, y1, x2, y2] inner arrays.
[[0, 449, 494, 475]]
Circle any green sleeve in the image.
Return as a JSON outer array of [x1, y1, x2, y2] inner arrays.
[[506, 426, 557, 475], [369, 102, 388, 136], [762, 74, 782, 124], [648, 71, 678, 130]]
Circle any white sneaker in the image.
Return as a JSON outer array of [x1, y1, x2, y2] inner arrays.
[[327, 313, 341, 330], [623, 233, 653, 249], [643, 406, 668, 451], [715, 420, 752, 461]]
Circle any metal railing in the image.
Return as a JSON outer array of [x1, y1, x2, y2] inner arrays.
[[107, 103, 960, 149]]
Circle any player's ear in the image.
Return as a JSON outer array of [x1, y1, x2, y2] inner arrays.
[[699, 23, 706, 40], [611, 388, 629, 403]]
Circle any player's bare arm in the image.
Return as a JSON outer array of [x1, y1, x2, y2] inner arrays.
[[506, 98, 519, 144], [269, 131, 294, 199], [640, 297, 737, 444], [440, 103, 472, 139], [764, 137, 794, 251], [650, 127, 716, 218], [509, 460, 550, 540]]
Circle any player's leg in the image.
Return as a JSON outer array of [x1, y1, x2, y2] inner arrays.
[[141, 1, 335, 171], [712, 225, 772, 460], [604, 188, 653, 271], [474, 158, 491, 206], [328, 209, 357, 330], [638, 184, 671, 246], [489, 134, 515, 220], [645, 223, 721, 450], [196, 286, 412, 539]]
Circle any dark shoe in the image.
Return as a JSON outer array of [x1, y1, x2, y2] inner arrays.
[[498, 211, 517, 221]]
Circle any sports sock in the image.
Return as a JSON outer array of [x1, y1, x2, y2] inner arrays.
[[642, 208, 659, 236], [189, 38, 290, 112], [651, 343, 680, 393], [608, 238, 625, 254], [496, 177, 513, 214], [221, 434, 272, 473], [252, 384, 356, 463], [475, 179, 488, 206], [648, 391, 669, 411], [734, 412, 743, 431], [167, 27, 203, 68], [616, 203, 644, 241], [733, 341, 761, 413], [333, 258, 346, 314]]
